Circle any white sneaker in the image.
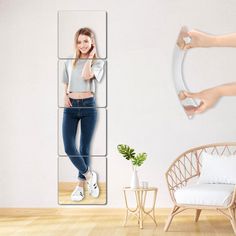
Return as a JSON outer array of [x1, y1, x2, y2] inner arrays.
[[87, 171, 99, 198], [71, 186, 84, 202]]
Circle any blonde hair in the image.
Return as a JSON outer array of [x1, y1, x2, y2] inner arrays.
[[73, 27, 97, 66]]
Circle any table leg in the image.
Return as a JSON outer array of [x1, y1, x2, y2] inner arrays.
[[141, 189, 157, 227], [138, 190, 143, 229], [123, 190, 128, 226]]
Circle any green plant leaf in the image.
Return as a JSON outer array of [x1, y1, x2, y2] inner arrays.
[[117, 144, 135, 160], [131, 152, 147, 167]]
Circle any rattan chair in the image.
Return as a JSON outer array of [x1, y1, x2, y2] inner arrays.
[[165, 143, 236, 234]]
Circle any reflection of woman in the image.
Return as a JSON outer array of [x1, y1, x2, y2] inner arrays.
[[179, 30, 236, 114], [62, 28, 104, 201]]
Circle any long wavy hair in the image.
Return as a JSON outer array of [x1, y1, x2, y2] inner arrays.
[[73, 27, 97, 66]]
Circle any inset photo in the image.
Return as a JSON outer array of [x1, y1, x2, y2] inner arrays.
[[58, 10, 107, 59], [58, 157, 107, 205]]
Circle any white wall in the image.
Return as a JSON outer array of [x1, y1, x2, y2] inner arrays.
[[0, 0, 236, 208]]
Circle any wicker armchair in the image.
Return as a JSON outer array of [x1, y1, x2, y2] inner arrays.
[[165, 143, 236, 234]]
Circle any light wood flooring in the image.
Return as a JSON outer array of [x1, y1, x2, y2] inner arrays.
[[0, 208, 235, 236], [58, 182, 106, 205]]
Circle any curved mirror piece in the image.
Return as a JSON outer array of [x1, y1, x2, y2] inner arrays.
[[173, 26, 200, 119]]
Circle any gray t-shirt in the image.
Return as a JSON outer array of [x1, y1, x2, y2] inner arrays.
[[62, 59, 104, 93]]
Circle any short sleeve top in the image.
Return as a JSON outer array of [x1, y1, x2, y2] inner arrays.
[[62, 59, 105, 93]]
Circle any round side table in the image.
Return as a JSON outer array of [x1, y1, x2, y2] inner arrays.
[[123, 187, 158, 229]]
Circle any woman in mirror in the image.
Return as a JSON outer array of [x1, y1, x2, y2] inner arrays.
[[62, 27, 104, 201]]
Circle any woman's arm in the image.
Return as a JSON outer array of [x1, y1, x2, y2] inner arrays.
[[217, 82, 236, 96], [81, 60, 94, 80], [81, 47, 96, 80], [182, 82, 236, 114], [82, 60, 104, 81], [184, 30, 236, 49]]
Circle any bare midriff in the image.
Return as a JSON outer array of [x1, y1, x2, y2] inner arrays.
[[68, 92, 94, 99]]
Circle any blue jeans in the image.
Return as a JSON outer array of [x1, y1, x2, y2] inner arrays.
[[62, 97, 97, 180]]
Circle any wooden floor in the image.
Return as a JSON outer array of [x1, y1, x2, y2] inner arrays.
[[58, 182, 106, 205], [0, 208, 235, 236]]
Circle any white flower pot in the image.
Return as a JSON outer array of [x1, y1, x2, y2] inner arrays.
[[130, 167, 139, 189]]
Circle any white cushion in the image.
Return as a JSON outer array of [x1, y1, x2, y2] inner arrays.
[[198, 152, 236, 184], [175, 183, 234, 206]]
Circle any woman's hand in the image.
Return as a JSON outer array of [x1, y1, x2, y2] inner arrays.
[[82, 45, 96, 79], [183, 30, 215, 49], [180, 87, 222, 114], [88, 44, 96, 59], [64, 94, 72, 107]]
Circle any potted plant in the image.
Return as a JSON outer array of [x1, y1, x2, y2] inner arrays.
[[117, 144, 147, 189]]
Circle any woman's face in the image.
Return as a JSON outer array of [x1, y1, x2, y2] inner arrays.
[[76, 34, 93, 55]]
